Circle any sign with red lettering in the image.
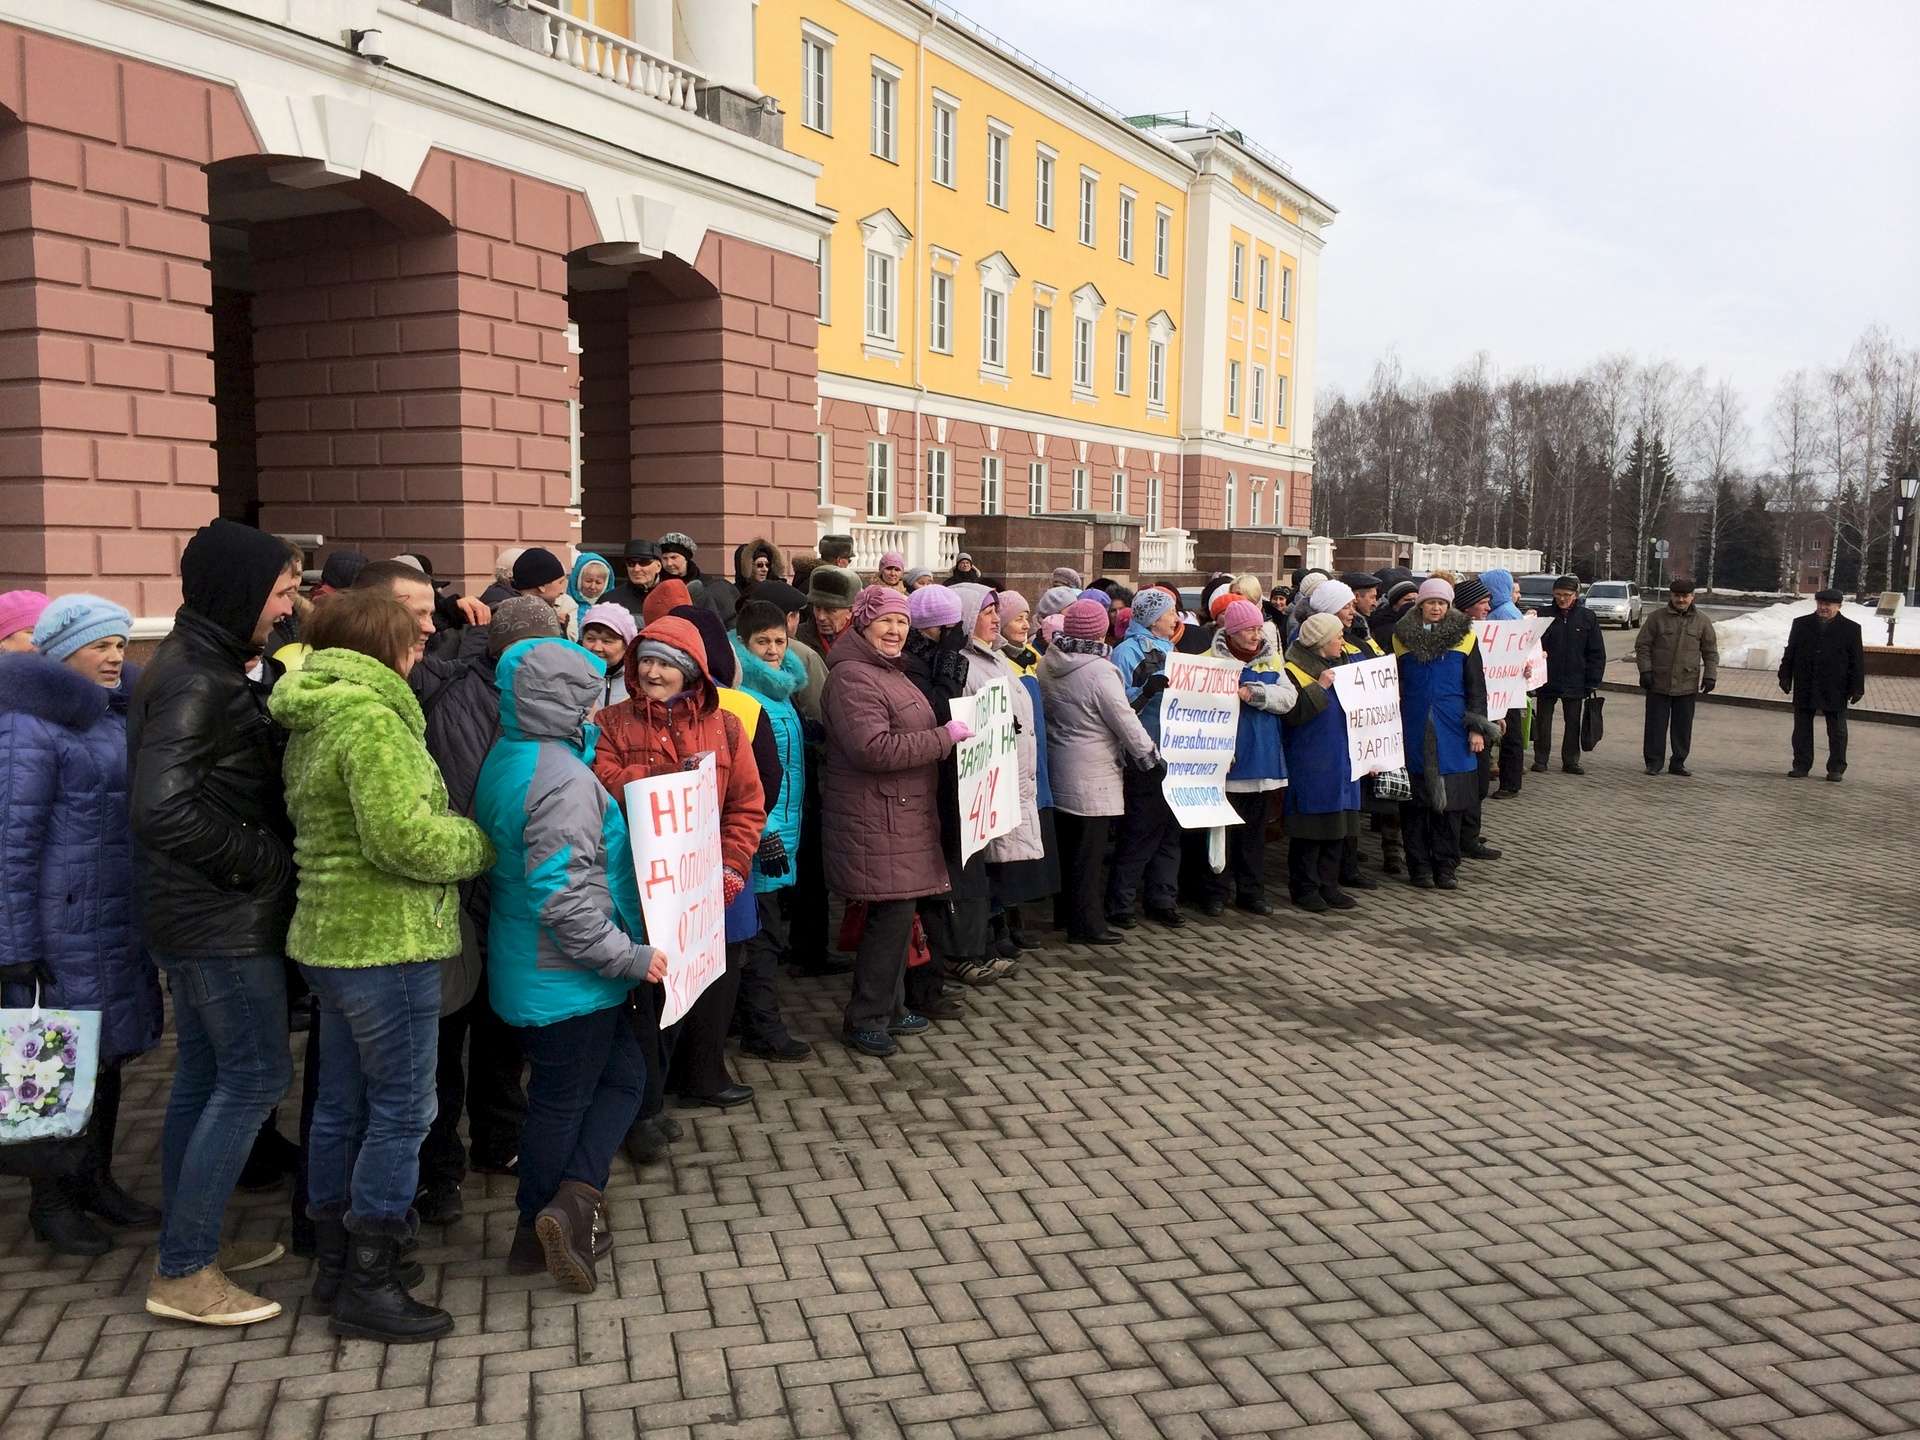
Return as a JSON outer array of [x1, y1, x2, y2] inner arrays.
[[1329, 654, 1405, 780], [625, 753, 726, 1029], [1473, 619, 1549, 714], [953, 678, 1018, 865]]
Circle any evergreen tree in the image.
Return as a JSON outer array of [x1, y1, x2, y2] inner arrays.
[[1693, 478, 1739, 589], [1716, 485, 1782, 591]]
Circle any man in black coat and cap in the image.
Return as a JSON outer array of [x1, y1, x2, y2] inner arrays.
[[1779, 589, 1866, 780]]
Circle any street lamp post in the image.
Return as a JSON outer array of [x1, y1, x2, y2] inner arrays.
[[1901, 467, 1919, 609]]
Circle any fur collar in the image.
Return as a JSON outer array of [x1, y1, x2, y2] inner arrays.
[[1394, 605, 1472, 660], [0, 651, 115, 730], [730, 639, 806, 702]]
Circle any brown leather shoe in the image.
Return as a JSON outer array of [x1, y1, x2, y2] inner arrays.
[[534, 1181, 603, 1293]]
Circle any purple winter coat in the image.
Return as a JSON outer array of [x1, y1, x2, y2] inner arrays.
[[820, 623, 956, 902]]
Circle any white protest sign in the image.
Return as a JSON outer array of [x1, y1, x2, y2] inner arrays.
[[1329, 653, 1405, 780], [954, 677, 1019, 864], [1157, 652, 1244, 828], [1474, 619, 1548, 714], [625, 753, 726, 1029]]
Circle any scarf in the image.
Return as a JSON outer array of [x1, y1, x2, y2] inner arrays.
[[1051, 635, 1110, 658], [1225, 630, 1263, 663]]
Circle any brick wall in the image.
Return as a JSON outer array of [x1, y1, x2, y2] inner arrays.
[[0, 22, 258, 613]]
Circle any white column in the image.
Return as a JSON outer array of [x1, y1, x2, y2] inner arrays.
[[899, 511, 946, 570], [630, 0, 673, 55], [675, 0, 761, 95]]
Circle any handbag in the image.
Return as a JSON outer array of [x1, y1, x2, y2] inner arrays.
[[0, 988, 100, 1146], [1372, 766, 1413, 802], [836, 903, 933, 968], [1581, 694, 1606, 751]]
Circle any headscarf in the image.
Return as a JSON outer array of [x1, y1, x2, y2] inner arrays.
[[567, 551, 614, 609]]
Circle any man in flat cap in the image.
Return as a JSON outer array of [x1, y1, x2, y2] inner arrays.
[[1778, 589, 1865, 780]]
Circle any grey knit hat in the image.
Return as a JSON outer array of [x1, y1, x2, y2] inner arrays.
[[487, 595, 564, 658]]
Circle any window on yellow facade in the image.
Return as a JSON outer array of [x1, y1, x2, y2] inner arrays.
[[1281, 265, 1292, 320], [1035, 148, 1055, 229], [1255, 255, 1269, 311], [1031, 302, 1052, 376], [1070, 466, 1088, 512], [1073, 316, 1094, 391], [986, 123, 1009, 209], [1027, 462, 1046, 515], [1114, 329, 1131, 395], [801, 29, 832, 134], [1276, 373, 1288, 428], [981, 455, 1002, 515], [1118, 190, 1135, 263], [1231, 243, 1245, 301], [1154, 206, 1171, 277], [1227, 360, 1241, 417], [866, 439, 893, 520], [1077, 170, 1097, 247], [926, 446, 950, 515], [931, 99, 956, 187], [864, 250, 895, 343], [981, 288, 1006, 371], [1147, 338, 1166, 410], [929, 269, 952, 354], [1111, 471, 1126, 515], [870, 63, 899, 161], [1250, 365, 1264, 425]]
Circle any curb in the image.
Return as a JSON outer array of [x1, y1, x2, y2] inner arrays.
[[1596, 679, 1920, 729]]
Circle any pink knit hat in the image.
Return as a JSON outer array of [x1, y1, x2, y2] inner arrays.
[[1219, 599, 1263, 633], [908, 584, 962, 628], [1416, 578, 1455, 603], [0, 589, 51, 643], [878, 550, 906, 569], [997, 590, 1030, 622], [1062, 598, 1109, 640], [852, 583, 910, 629], [1038, 614, 1065, 643]]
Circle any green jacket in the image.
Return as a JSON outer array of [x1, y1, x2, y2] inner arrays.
[[1633, 603, 1719, 696], [270, 648, 493, 968]]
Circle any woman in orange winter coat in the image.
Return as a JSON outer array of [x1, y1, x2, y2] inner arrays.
[[592, 615, 766, 1153]]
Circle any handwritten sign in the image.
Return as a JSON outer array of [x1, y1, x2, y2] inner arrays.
[[1158, 653, 1244, 828], [1474, 619, 1549, 714], [625, 753, 726, 1029], [953, 678, 1019, 864], [1329, 654, 1405, 780]]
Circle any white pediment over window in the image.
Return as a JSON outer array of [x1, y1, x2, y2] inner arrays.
[[1146, 309, 1176, 341], [977, 250, 1019, 293], [858, 208, 911, 260], [1071, 282, 1106, 320]]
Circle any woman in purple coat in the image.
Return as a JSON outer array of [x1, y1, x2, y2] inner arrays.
[[820, 585, 969, 1058], [0, 596, 163, 1255]]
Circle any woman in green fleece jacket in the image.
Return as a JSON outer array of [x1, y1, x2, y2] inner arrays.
[[269, 590, 493, 1345]]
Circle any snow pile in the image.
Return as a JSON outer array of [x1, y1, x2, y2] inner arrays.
[[1715, 599, 1919, 669]]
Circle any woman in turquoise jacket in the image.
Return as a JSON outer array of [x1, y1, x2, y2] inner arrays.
[[567, 551, 614, 610], [474, 635, 664, 1295]]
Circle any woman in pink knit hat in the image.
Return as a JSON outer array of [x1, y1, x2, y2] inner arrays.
[[0, 589, 51, 652]]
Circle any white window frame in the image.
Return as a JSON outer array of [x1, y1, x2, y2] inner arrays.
[[1276, 373, 1288, 428], [1114, 327, 1131, 395], [1073, 316, 1094, 391], [1031, 299, 1052, 377], [1154, 205, 1171, 277], [1117, 189, 1135, 263], [1231, 242, 1245, 301], [1281, 265, 1292, 320], [1250, 485, 1262, 527], [1077, 168, 1098, 247], [800, 26, 834, 134], [980, 455, 1002, 515], [981, 287, 1006, 371], [1070, 466, 1088, 512], [1027, 461, 1047, 515], [926, 446, 950, 516], [864, 249, 896, 344], [1224, 471, 1237, 526], [1227, 359, 1242, 417], [869, 59, 900, 161], [866, 438, 894, 521], [816, 431, 831, 504], [1145, 310, 1174, 416], [1111, 470, 1126, 515], [1146, 473, 1163, 531], [928, 266, 953, 354], [1250, 365, 1264, 424], [1034, 145, 1056, 228], [817, 231, 831, 324], [1256, 254, 1269, 311], [930, 93, 957, 188], [985, 120, 1010, 210]]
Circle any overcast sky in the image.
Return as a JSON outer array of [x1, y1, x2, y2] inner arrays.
[[949, 0, 1920, 438]]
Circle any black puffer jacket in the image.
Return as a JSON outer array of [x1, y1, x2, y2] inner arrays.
[[129, 521, 298, 958], [1538, 598, 1607, 697]]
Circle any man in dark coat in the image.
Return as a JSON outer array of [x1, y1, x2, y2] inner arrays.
[[1779, 590, 1866, 780], [606, 539, 661, 619], [1531, 575, 1606, 775]]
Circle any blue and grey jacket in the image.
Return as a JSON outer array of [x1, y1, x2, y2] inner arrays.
[[729, 638, 807, 893], [1110, 619, 1174, 744], [475, 637, 654, 1028]]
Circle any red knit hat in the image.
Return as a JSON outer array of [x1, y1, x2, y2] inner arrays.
[[1062, 598, 1109, 640], [641, 578, 693, 625]]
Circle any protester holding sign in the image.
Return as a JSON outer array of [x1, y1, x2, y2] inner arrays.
[[1037, 600, 1158, 946], [1451, 578, 1504, 864], [1391, 581, 1500, 891], [1202, 599, 1296, 916], [1282, 614, 1365, 911], [1107, 587, 1188, 931], [475, 636, 664, 1295], [821, 586, 964, 1056]]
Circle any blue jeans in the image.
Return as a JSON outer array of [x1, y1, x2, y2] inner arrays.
[[299, 962, 440, 1235], [155, 954, 293, 1278], [516, 1003, 644, 1225]]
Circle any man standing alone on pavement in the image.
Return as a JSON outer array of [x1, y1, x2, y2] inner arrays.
[[1531, 576, 1606, 776], [1634, 578, 1718, 777], [1778, 589, 1866, 781]]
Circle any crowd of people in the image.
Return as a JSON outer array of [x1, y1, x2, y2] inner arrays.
[[0, 521, 1773, 1343]]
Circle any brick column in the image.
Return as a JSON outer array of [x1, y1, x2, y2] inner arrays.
[[0, 24, 257, 613], [628, 234, 819, 559]]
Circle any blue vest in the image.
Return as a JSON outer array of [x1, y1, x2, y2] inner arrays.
[[1018, 673, 1054, 811], [1281, 662, 1360, 815], [1226, 652, 1288, 785], [1393, 633, 1477, 777]]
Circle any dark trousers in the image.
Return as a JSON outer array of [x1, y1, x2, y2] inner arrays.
[[1644, 692, 1698, 769], [629, 988, 668, 1123], [1460, 745, 1493, 853], [419, 988, 526, 1186], [845, 897, 915, 1034], [1054, 811, 1112, 940], [1206, 791, 1271, 903], [667, 943, 746, 1100], [1498, 707, 1526, 791], [515, 1004, 643, 1224], [1533, 694, 1585, 765], [737, 891, 795, 1051], [1107, 768, 1181, 918], [1399, 803, 1462, 879], [1792, 706, 1848, 775], [1286, 838, 1341, 900]]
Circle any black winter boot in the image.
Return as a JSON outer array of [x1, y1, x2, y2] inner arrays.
[[73, 1064, 162, 1228], [329, 1233, 453, 1344], [309, 1214, 349, 1315], [29, 1177, 110, 1257]]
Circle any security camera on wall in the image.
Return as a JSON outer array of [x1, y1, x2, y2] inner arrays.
[[348, 28, 390, 65]]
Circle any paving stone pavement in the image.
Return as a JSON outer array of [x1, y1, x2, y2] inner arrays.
[[3, 695, 1918, 1440]]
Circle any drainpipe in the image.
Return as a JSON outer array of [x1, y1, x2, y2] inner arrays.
[[911, 9, 936, 522]]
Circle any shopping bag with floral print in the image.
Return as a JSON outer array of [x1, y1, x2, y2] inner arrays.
[[0, 991, 99, 1145]]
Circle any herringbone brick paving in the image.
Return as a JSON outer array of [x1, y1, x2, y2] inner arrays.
[[2, 694, 1916, 1439]]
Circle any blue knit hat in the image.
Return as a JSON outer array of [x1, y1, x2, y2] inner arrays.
[[1131, 588, 1176, 630], [33, 593, 132, 661]]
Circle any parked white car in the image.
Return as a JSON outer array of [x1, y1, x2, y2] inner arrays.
[[1585, 579, 1644, 628]]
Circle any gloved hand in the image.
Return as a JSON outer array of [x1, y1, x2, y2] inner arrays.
[[0, 958, 51, 989], [1700, 678, 1715, 695], [722, 868, 747, 906], [1779, 679, 1791, 695], [1138, 671, 1169, 701], [754, 832, 790, 878], [944, 718, 973, 743], [1638, 672, 1653, 690], [1130, 648, 1167, 687], [1132, 750, 1163, 773]]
